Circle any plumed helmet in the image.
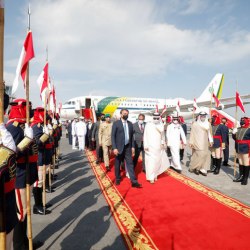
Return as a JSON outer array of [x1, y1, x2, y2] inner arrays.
[[166, 115, 172, 123], [212, 114, 220, 126], [33, 107, 45, 124], [8, 99, 27, 122], [240, 117, 250, 128], [179, 116, 184, 123]]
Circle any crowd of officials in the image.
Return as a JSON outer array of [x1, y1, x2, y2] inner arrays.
[[65, 108, 250, 188], [0, 93, 62, 250]]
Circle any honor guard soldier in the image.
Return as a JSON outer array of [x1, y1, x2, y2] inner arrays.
[[31, 107, 51, 215], [0, 93, 17, 250], [232, 117, 250, 185], [5, 99, 39, 249], [210, 114, 227, 175]]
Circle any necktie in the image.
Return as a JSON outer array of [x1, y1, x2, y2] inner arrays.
[[124, 122, 129, 145], [140, 124, 144, 132]]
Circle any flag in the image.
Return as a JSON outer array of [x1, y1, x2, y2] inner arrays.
[[176, 100, 180, 113], [160, 105, 167, 117], [49, 83, 56, 112], [193, 98, 198, 111], [236, 91, 245, 113], [12, 31, 35, 94], [58, 102, 62, 115], [37, 62, 49, 104], [156, 104, 159, 113], [212, 93, 220, 107]]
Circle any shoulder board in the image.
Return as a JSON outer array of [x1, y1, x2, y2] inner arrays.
[[13, 121, 19, 127]]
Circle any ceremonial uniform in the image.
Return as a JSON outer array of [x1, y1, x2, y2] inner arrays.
[[232, 117, 250, 185], [99, 114, 112, 171], [31, 107, 51, 215], [211, 115, 227, 174], [0, 123, 17, 250], [6, 99, 38, 250]]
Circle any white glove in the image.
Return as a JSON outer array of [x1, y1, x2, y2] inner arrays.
[[24, 123, 34, 139], [47, 124, 53, 130], [232, 128, 237, 134], [43, 126, 49, 135], [0, 123, 5, 130], [52, 119, 58, 125]]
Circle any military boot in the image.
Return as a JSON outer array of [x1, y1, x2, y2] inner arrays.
[[233, 165, 244, 182], [214, 158, 222, 175], [241, 166, 249, 185]]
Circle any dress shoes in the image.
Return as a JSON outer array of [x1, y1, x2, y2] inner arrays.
[[33, 206, 51, 215], [150, 180, 154, 184], [106, 166, 111, 172], [132, 182, 142, 188], [115, 180, 120, 185], [95, 160, 99, 164]]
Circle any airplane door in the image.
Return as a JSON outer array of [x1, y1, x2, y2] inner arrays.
[[85, 98, 91, 108]]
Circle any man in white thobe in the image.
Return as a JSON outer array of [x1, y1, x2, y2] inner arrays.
[[75, 117, 87, 151], [144, 113, 169, 183], [189, 111, 213, 176], [166, 113, 187, 173], [71, 117, 78, 149]]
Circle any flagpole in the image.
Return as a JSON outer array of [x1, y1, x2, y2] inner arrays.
[[0, 2, 6, 249], [25, 4, 33, 250], [233, 81, 238, 177]]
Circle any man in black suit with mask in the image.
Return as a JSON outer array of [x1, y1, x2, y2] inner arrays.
[[133, 114, 146, 172], [111, 109, 142, 188]]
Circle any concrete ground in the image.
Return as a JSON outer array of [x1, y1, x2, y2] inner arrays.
[[32, 136, 127, 250], [32, 133, 250, 249]]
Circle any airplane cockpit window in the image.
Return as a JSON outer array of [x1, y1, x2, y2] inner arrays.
[[72, 101, 75, 105]]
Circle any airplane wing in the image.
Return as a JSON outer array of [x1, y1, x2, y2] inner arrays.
[[157, 93, 250, 116]]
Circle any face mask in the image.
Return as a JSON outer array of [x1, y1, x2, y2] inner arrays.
[[138, 120, 144, 124], [200, 117, 206, 122], [153, 119, 159, 123], [240, 121, 245, 126], [173, 120, 178, 124], [123, 115, 128, 120]]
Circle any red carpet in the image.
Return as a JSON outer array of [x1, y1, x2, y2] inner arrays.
[[86, 150, 250, 250]]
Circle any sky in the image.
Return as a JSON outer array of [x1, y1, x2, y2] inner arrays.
[[3, 0, 250, 115]]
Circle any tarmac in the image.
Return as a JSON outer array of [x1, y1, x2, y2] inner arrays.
[[32, 132, 250, 249]]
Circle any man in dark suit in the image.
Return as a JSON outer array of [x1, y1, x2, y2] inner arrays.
[[112, 109, 142, 188], [92, 114, 105, 163], [133, 114, 146, 172]]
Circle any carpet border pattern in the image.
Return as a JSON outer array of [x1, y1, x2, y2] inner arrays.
[[86, 150, 158, 250], [168, 170, 250, 218]]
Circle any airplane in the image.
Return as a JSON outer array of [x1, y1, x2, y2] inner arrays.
[[61, 73, 250, 123]]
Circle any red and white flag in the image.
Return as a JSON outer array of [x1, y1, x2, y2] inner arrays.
[[156, 104, 159, 113], [212, 93, 220, 107], [37, 62, 49, 104], [236, 91, 245, 113], [176, 100, 180, 113], [49, 83, 56, 112], [193, 98, 198, 111], [160, 105, 167, 118], [58, 102, 62, 115], [12, 31, 35, 94]]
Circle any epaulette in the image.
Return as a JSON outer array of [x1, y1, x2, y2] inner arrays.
[[13, 121, 19, 127]]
